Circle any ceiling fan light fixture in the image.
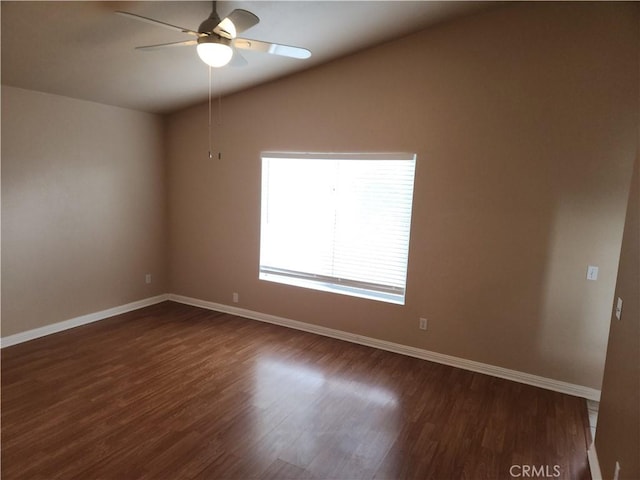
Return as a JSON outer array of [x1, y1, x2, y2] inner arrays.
[[197, 36, 233, 68]]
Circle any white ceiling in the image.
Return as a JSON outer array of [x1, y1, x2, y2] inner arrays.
[[2, 1, 495, 114]]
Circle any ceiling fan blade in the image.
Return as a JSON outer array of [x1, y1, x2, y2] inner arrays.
[[233, 38, 311, 59], [214, 9, 260, 39], [115, 11, 200, 37], [135, 40, 198, 51]]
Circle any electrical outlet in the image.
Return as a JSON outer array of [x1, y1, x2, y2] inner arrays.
[[145, 273, 152, 284], [613, 461, 620, 480], [233, 292, 239, 303], [419, 317, 427, 330]]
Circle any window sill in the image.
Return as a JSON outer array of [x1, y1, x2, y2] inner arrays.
[[259, 272, 405, 305]]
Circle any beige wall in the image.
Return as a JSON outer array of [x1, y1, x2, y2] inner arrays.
[[1, 86, 167, 336], [595, 154, 639, 479], [167, 2, 638, 390], [1, 3, 636, 393]]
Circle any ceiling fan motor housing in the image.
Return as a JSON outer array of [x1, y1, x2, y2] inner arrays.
[[198, 13, 222, 35], [197, 35, 230, 48]]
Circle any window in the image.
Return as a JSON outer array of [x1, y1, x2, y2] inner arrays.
[[259, 152, 416, 305]]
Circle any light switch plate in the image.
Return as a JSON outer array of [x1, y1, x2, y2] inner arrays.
[[587, 265, 599, 281]]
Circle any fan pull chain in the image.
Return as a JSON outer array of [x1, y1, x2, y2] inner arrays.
[[207, 66, 223, 160], [208, 65, 213, 159], [218, 90, 222, 127], [217, 91, 223, 160]]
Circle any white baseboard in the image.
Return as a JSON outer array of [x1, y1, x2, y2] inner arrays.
[[168, 294, 601, 402], [588, 442, 603, 480], [1, 292, 602, 401], [0, 294, 170, 348]]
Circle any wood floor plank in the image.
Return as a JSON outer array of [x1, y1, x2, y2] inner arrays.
[[1, 301, 592, 479]]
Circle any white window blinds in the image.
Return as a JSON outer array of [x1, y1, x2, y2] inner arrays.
[[259, 152, 416, 304]]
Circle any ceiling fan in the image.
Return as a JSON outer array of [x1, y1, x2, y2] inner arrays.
[[116, 1, 312, 68]]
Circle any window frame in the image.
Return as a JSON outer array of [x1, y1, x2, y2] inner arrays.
[[259, 151, 417, 305]]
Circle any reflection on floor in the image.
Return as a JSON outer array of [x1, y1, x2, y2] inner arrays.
[[1, 301, 592, 479]]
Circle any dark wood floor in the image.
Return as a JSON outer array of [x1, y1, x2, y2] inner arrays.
[[2, 301, 592, 480]]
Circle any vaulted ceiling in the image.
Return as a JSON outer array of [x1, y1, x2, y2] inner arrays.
[[2, 1, 495, 114]]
